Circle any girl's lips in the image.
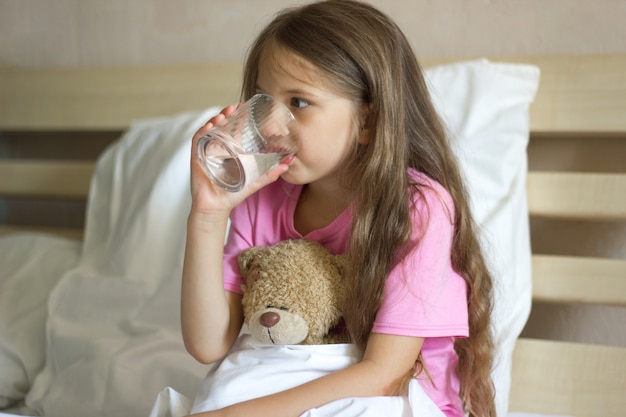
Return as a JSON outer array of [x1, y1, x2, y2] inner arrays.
[[281, 154, 296, 165]]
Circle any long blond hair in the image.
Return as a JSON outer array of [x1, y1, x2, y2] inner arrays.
[[242, 1, 495, 415]]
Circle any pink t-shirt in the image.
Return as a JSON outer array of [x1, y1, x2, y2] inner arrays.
[[222, 171, 468, 416]]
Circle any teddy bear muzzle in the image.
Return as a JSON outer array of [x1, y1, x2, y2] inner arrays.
[[248, 308, 309, 345]]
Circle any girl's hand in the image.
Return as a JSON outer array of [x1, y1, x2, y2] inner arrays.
[[189, 105, 290, 217]]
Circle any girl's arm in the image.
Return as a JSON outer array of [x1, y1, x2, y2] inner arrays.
[[181, 211, 243, 363], [181, 106, 290, 363], [192, 333, 424, 417]]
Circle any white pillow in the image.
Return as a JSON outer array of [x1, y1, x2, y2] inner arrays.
[[25, 60, 539, 417], [0, 234, 81, 409], [426, 59, 539, 416]]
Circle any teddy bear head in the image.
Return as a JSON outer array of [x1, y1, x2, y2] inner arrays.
[[237, 239, 349, 345]]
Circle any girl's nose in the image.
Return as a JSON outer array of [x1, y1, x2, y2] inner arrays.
[[259, 115, 290, 140]]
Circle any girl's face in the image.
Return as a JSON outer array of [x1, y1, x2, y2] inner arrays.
[[255, 47, 365, 190]]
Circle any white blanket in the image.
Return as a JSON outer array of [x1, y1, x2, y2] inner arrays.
[[150, 331, 445, 417], [147, 334, 571, 417]]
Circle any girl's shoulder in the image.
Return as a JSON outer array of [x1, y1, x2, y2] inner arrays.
[[407, 168, 455, 222], [407, 168, 452, 200]]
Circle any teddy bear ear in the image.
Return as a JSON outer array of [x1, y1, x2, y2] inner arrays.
[[238, 246, 260, 273], [238, 246, 266, 286]]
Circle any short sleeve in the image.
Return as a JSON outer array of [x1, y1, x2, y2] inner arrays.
[[222, 199, 255, 294]]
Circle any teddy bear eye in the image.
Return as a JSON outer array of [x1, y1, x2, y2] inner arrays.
[[266, 304, 288, 311]]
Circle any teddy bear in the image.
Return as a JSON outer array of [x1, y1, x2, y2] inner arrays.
[[237, 239, 351, 345]]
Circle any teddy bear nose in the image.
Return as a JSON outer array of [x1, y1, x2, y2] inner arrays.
[[260, 311, 280, 328]]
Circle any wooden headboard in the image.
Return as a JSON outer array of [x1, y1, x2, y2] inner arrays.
[[1, 55, 625, 416]]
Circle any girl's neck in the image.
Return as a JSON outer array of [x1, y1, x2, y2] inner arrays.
[[293, 182, 352, 236]]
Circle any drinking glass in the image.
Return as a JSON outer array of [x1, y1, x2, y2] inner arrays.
[[197, 94, 298, 192]]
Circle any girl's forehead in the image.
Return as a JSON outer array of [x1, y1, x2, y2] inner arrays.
[[257, 46, 335, 93]]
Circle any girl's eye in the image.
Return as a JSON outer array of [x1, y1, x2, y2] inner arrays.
[[290, 97, 309, 109]]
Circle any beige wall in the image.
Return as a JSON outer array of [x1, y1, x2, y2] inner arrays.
[[1, 0, 625, 346], [1, 0, 626, 68]]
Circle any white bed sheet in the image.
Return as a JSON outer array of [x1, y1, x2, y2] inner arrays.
[[0, 234, 82, 411]]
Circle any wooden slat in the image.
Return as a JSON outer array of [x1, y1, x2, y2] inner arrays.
[[0, 62, 242, 130], [0, 159, 94, 198], [2, 55, 626, 132], [527, 171, 626, 220], [509, 338, 626, 417], [532, 254, 626, 306], [422, 54, 626, 134], [0, 225, 83, 240], [521, 55, 626, 134]]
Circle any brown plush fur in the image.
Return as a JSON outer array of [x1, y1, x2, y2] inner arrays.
[[238, 239, 350, 345]]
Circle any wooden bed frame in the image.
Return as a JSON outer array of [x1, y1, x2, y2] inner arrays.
[[1, 55, 625, 417]]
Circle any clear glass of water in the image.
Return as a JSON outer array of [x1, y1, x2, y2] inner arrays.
[[196, 94, 299, 192]]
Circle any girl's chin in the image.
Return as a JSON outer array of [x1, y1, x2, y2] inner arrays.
[[279, 168, 306, 185], [279, 173, 299, 185]]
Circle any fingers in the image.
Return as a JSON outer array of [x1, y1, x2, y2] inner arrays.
[[222, 103, 238, 117], [191, 104, 239, 150], [195, 104, 239, 135], [245, 164, 290, 195], [210, 104, 237, 126]]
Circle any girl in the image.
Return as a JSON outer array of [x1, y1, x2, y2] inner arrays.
[[181, 1, 495, 416]]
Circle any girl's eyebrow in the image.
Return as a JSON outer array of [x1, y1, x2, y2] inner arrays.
[[286, 87, 329, 100], [254, 83, 320, 98], [287, 88, 315, 96]]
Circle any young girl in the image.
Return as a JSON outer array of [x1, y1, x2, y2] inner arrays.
[[181, 1, 495, 416]]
